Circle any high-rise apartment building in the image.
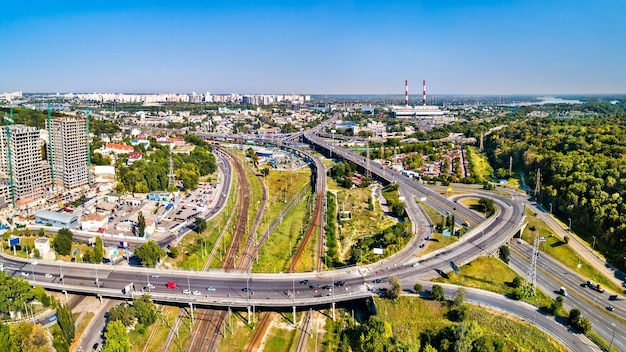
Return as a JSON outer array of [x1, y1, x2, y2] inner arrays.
[[48, 118, 89, 191], [0, 124, 46, 203]]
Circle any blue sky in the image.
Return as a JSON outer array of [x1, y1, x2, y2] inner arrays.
[[1, 1, 625, 95]]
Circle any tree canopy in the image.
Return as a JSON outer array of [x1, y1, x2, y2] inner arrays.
[[134, 240, 165, 267]]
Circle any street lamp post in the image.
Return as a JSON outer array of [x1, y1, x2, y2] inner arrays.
[[592, 236, 596, 251], [608, 322, 616, 352], [568, 218, 572, 231], [549, 203, 552, 214]]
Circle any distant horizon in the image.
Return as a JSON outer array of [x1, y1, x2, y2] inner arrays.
[[12, 92, 626, 98]]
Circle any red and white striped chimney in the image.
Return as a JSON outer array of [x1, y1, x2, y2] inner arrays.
[[405, 80, 409, 107], [423, 80, 427, 106]]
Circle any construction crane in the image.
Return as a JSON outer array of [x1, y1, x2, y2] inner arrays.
[[3, 106, 15, 208]]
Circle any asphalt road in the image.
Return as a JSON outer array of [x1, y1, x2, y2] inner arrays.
[[509, 241, 625, 352]]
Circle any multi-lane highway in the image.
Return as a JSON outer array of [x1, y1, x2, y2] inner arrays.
[[3, 125, 624, 351]]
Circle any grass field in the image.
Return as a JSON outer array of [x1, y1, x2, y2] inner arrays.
[[466, 145, 493, 182], [433, 256, 553, 308], [253, 192, 312, 273], [376, 296, 567, 352], [521, 206, 623, 293], [328, 178, 397, 262], [218, 312, 256, 352]]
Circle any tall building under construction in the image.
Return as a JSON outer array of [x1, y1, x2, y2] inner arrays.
[[0, 124, 47, 205], [48, 117, 89, 191]]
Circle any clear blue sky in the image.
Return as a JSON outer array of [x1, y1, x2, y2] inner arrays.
[[1, 0, 625, 95]]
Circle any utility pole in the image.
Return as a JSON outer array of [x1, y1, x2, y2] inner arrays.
[[85, 109, 92, 187], [525, 233, 539, 297], [534, 168, 541, 199], [168, 153, 176, 189], [47, 102, 56, 193], [4, 108, 15, 208]]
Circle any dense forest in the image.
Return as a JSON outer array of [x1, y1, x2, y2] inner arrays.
[[485, 107, 626, 268]]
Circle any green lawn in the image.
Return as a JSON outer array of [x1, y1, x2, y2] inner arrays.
[[376, 296, 567, 352], [433, 256, 553, 308], [466, 145, 493, 182], [253, 192, 311, 273]]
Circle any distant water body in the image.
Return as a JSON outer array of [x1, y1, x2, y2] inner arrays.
[[506, 96, 582, 106]]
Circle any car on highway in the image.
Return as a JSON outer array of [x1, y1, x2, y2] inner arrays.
[[182, 289, 191, 295], [606, 305, 614, 311], [373, 278, 382, 283], [192, 290, 201, 296], [146, 283, 155, 289], [242, 287, 252, 293], [206, 286, 216, 291], [151, 273, 160, 278], [299, 279, 309, 285], [412, 262, 420, 267], [335, 281, 346, 286], [166, 281, 177, 289], [309, 283, 320, 289], [322, 285, 333, 290], [45, 273, 53, 278], [21, 272, 29, 277]]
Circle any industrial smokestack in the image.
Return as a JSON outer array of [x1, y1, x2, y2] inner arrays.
[[405, 80, 409, 107], [423, 80, 427, 106]]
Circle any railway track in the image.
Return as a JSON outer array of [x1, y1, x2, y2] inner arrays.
[[293, 310, 312, 352], [186, 308, 228, 352], [289, 189, 324, 272], [223, 150, 250, 271], [187, 148, 253, 351], [243, 312, 275, 352]]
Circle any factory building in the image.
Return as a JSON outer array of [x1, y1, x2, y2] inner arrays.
[[393, 80, 450, 119]]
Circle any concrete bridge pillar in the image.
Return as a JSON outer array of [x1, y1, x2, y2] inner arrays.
[[332, 302, 335, 321], [97, 294, 102, 304], [247, 306, 251, 325], [293, 306, 297, 326], [189, 303, 194, 324], [62, 290, 68, 301]]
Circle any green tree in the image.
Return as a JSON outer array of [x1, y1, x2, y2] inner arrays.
[[388, 276, 401, 300], [499, 245, 510, 264], [109, 304, 136, 327], [134, 240, 165, 267], [54, 228, 74, 256], [569, 308, 581, 326], [261, 167, 270, 177], [452, 288, 466, 308], [431, 284, 445, 301], [134, 295, 157, 326], [194, 217, 207, 233], [564, 236, 570, 244], [577, 316, 592, 333], [137, 211, 146, 237], [413, 282, 423, 294], [94, 236, 104, 263], [511, 276, 523, 288], [453, 320, 484, 352], [357, 316, 388, 352], [550, 296, 564, 314], [57, 302, 75, 346], [102, 320, 131, 352]]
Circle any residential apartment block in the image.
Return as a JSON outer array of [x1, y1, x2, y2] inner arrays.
[[48, 117, 89, 190], [0, 124, 47, 204]]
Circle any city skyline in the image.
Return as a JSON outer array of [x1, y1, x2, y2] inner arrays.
[[2, 0, 625, 95]]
